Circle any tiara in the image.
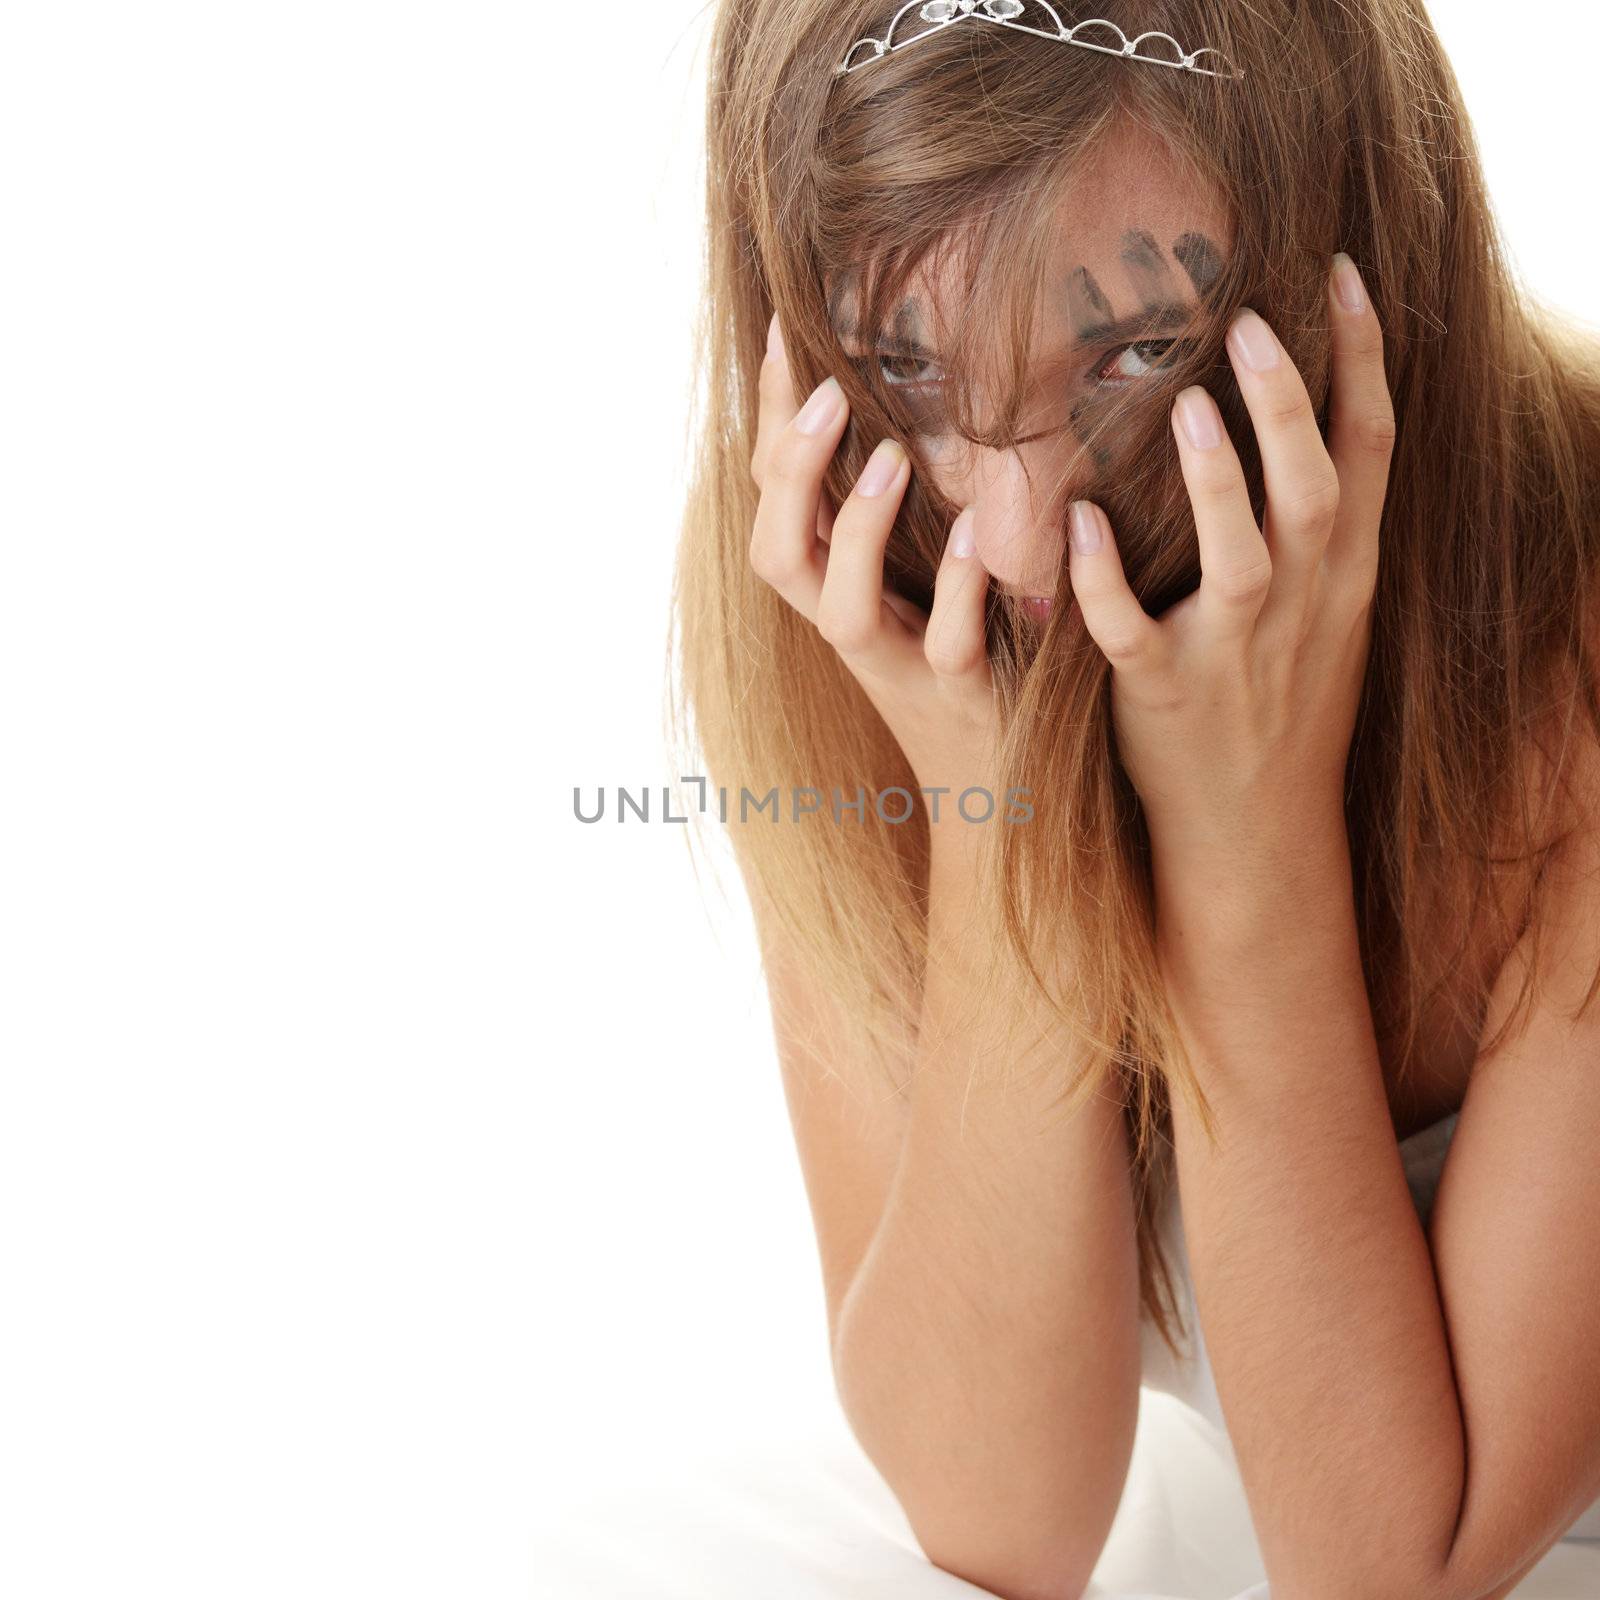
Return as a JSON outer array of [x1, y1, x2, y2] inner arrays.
[[835, 1, 1244, 80]]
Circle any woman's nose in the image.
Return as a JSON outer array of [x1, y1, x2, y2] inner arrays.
[[964, 446, 1070, 596]]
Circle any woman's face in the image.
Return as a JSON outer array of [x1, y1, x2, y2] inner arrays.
[[830, 125, 1233, 605]]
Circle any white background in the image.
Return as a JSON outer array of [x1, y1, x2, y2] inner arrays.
[[0, 3, 1595, 1596]]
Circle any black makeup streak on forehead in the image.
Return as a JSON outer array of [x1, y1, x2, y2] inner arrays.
[[889, 298, 929, 350], [1065, 266, 1116, 342], [1171, 232, 1224, 297], [1120, 227, 1184, 316], [828, 278, 940, 359], [826, 274, 862, 343], [1120, 228, 1182, 313]]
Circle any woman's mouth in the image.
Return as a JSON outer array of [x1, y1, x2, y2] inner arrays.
[[1020, 595, 1054, 623]]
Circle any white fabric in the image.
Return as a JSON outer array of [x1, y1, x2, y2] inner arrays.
[[534, 1109, 1600, 1595], [531, 1389, 1600, 1597]]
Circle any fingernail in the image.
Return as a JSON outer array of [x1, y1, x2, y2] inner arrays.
[[948, 507, 976, 558], [856, 438, 904, 497], [1176, 386, 1224, 450], [1227, 307, 1280, 372], [767, 311, 782, 356], [1331, 252, 1367, 316], [1069, 501, 1103, 555], [795, 376, 844, 435]]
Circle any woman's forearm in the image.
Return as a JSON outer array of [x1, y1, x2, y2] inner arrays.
[[1154, 850, 1464, 1598], [833, 822, 1143, 1600]]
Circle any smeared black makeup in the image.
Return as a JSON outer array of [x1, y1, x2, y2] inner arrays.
[[1172, 231, 1224, 297], [826, 271, 863, 344], [888, 298, 927, 348], [1069, 401, 1115, 470], [1066, 245, 1210, 354], [1119, 228, 1184, 314], [827, 280, 951, 430], [827, 226, 1228, 454], [1058, 229, 1227, 460], [865, 299, 946, 429], [1065, 265, 1116, 342]]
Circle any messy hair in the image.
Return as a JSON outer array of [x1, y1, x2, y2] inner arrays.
[[669, 0, 1600, 1358]]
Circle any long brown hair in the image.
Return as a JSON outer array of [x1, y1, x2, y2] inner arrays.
[[669, 0, 1600, 1357]]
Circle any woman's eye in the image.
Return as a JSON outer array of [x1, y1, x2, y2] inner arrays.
[[875, 348, 944, 387], [1095, 338, 1181, 384]]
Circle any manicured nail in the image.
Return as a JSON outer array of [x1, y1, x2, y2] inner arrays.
[[1227, 307, 1280, 372], [948, 507, 976, 558], [856, 439, 904, 497], [795, 376, 844, 435], [1176, 386, 1224, 450], [1331, 252, 1367, 315], [1069, 500, 1103, 555]]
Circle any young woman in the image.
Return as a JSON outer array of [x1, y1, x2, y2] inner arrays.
[[671, 2, 1600, 1595]]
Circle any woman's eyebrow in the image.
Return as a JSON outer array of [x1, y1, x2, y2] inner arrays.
[[870, 300, 1196, 353], [1070, 301, 1201, 346], [829, 287, 1203, 360]]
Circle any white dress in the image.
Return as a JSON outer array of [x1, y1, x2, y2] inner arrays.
[[1138, 1106, 1600, 1545]]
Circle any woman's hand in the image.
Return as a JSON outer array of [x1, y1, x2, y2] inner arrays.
[[748, 315, 998, 804], [1065, 255, 1393, 887]]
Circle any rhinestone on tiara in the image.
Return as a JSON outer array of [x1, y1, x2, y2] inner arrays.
[[835, 0, 1244, 80]]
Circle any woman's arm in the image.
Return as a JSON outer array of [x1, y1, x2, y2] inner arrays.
[[754, 883, 910, 1351], [1155, 779, 1600, 1600], [747, 317, 1143, 1600], [831, 817, 1142, 1600], [1156, 826, 1466, 1599], [1059, 250, 1600, 1594]]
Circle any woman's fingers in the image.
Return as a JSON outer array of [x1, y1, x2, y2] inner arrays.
[[1065, 501, 1167, 669], [750, 313, 798, 488], [1220, 307, 1338, 627], [816, 439, 928, 670], [924, 508, 991, 682], [747, 365, 848, 621], [748, 314, 983, 687], [1168, 381, 1273, 642], [1322, 256, 1391, 595]]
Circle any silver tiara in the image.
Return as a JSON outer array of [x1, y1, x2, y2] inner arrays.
[[835, 1, 1244, 80]]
